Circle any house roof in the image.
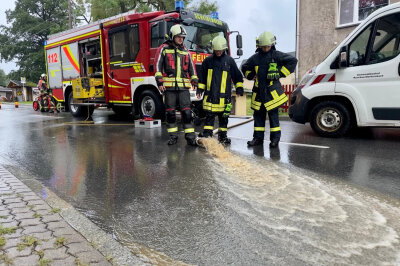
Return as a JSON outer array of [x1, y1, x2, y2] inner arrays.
[[7, 80, 36, 88]]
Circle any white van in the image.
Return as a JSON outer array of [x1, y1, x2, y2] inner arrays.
[[289, 3, 400, 137]]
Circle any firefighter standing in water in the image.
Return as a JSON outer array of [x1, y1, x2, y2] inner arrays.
[[196, 36, 244, 145], [242, 31, 297, 148], [154, 24, 198, 146], [38, 73, 55, 113]]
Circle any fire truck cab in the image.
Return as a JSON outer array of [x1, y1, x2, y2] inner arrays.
[[44, 4, 242, 118]]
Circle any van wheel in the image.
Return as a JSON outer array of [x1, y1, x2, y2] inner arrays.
[[138, 89, 164, 119], [68, 92, 94, 117], [310, 101, 351, 138]]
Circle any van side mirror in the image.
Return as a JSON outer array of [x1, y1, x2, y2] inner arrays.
[[236, 34, 243, 49], [339, 46, 348, 68]]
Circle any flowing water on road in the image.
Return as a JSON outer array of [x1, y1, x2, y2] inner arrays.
[[200, 138, 400, 265]]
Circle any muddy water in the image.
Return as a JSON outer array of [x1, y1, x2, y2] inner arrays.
[[200, 138, 400, 265]]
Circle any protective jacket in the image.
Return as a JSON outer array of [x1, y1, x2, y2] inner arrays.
[[38, 80, 48, 93], [198, 53, 244, 112], [154, 41, 198, 91], [242, 49, 297, 111]]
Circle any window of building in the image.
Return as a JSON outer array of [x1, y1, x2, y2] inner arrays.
[[338, 0, 389, 26]]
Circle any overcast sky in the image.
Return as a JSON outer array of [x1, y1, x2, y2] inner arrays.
[[0, 0, 296, 74]]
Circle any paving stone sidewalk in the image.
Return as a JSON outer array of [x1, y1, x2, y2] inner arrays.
[[0, 166, 112, 266]]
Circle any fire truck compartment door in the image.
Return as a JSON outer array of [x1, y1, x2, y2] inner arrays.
[[61, 42, 80, 79], [47, 47, 62, 89]]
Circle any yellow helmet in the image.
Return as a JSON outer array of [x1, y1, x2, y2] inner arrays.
[[258, 31, 276, 46], [169, 24, 187, 39], [212, 36, 228, 51]]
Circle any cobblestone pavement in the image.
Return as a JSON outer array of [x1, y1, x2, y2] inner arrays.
[[0, 166, 112, 266]]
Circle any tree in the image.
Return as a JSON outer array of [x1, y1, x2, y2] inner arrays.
[[0, 69, 7, 86], [0, 0, 69, 82]]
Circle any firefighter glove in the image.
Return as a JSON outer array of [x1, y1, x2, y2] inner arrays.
[[236, 87, 244, 96], [267, 62, 280, 80], [223, 103, 232, 118]]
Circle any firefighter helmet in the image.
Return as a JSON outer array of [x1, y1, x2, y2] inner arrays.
[[169, 24, 187, 39], [41, 73, 47, 78], [212, 36, 228, 51], [258, 31, 276, 46]]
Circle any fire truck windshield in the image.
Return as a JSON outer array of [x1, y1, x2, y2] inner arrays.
[[183, 23, 226, 54]]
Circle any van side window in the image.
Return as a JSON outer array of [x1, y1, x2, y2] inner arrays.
[[369, 13, 400, 64], [348, 24, 373, 67]]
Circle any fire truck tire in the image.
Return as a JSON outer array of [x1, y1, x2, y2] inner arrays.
[[112, 106, 132, 116], [68, 92, 94, 117], [310, 101, 351, 138], [138, 89, 164, 119]]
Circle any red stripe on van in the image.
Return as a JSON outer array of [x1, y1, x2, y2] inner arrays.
[[328, 74, 335, 82], [311, 74, 326, 85]]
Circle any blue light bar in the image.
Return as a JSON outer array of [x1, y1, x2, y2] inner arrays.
[[175, 0, 184, 11], [210, 12, 219, 19]]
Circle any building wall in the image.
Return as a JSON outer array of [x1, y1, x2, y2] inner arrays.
[[297, 0, 400, 80]]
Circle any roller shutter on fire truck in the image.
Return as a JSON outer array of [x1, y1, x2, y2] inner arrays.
[[47, 47, 62, 89], [61, 42, 80, 79]]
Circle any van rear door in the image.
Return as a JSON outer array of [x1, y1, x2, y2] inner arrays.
[[336, 12, 400, 124]]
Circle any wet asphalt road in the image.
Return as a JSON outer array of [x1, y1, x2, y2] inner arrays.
[[1, 104, 400, 265]]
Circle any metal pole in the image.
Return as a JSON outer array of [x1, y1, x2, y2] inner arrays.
[[68, 0, 72, 29]]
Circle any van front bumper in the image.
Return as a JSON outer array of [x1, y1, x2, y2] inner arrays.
[[288, 88, 310, 124]]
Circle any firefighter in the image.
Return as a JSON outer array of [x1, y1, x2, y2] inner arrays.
[[154, 24, 198, 146], [196, 36, 244, 145], [241, 31, 297, 148], [38, 73, 55, 113]]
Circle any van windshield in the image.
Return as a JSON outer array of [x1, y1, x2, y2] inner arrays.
[[183, 23, 226, 54]]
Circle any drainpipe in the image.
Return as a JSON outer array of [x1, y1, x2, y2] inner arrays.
[[295, 0, 300, 84]]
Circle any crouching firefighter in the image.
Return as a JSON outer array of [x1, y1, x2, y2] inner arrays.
[[242, 31, 297, 148], [38, 73, 55, 113], [196, 36, 244, 145], [154, 24, 199, 146]]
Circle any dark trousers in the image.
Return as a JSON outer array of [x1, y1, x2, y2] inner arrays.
[[253, 105, 281, 142], [165, 90, 195, 139], [202, 111, 228, 137]]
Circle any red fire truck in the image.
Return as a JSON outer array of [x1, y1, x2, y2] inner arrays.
[[44, 4, 242, 118]]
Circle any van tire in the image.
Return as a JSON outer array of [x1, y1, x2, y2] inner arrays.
[[68, 92, 94, 117], [138, 89, 164, 119], [310, 101, 351, 138]]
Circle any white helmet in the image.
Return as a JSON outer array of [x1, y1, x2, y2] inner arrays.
[[41, 73, 47, 78], [169, 24, 187, 39]]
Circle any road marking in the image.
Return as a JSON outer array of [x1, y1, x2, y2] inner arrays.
[[229, 136, 330, 149]]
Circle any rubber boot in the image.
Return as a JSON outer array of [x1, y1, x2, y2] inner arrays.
[[218, 132, 231, 145], [269, 141, 279, 148], [199, 130, 213, 138], [247, 138, 264, 146], [167, 136, 178, 145], [185, 133, 197, 146]]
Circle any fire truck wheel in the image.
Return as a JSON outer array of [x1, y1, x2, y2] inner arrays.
[[68, 92, 94, 117], [310, 101, 352, 138], [33, 101, 39, 111], [138, 89, 164, 119]]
